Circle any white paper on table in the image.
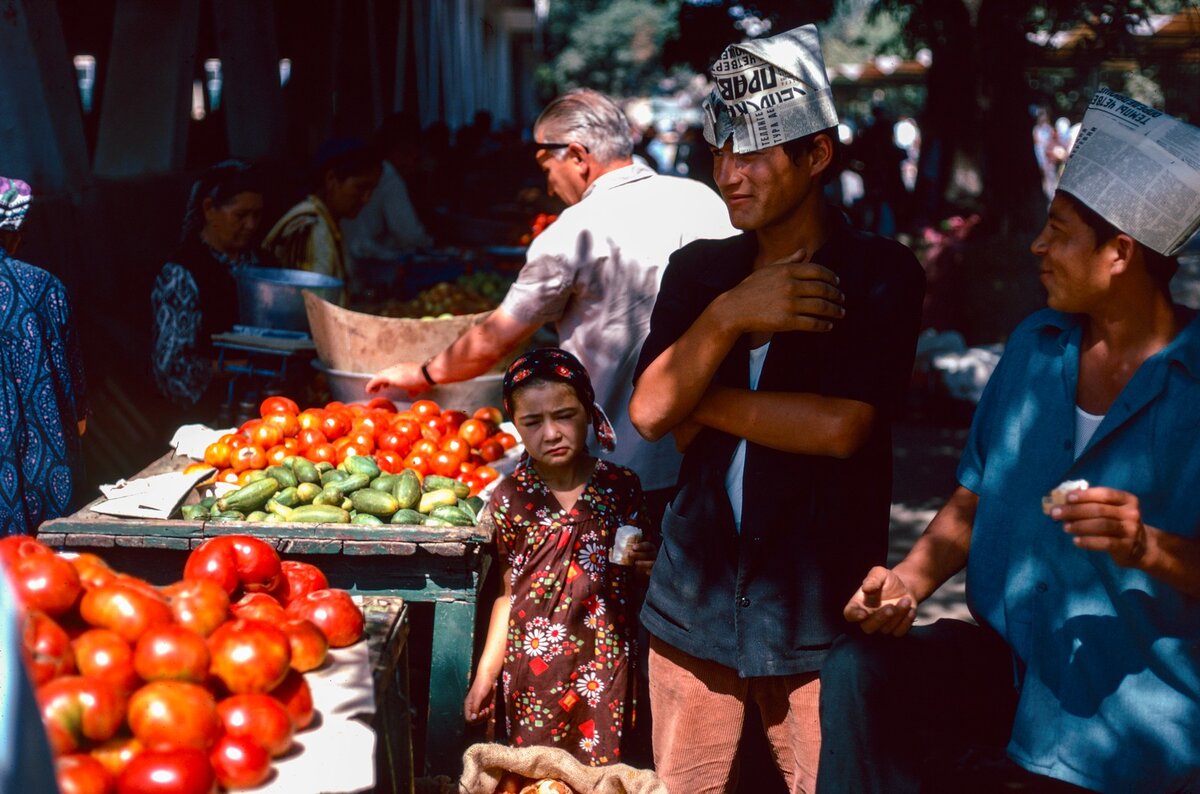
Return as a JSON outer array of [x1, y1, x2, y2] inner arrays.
[[259, 715, 376, 794], [92, 468, 215, 519], [307, 640, 375, 720], [169, 423, 236, 460]]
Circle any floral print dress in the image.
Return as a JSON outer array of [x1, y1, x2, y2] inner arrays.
[[488, 458, 649, 766]]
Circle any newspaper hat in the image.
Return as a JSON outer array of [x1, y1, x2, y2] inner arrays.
[[702, 24, 838, 153], [1057, 88, 1200, 256], [0, 177, 32, 232]]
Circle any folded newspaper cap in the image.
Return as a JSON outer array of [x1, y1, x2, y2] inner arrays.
[[1058, 88, 1200, 256], [0, 176, 32, 232], [702, 24, 838, 153]]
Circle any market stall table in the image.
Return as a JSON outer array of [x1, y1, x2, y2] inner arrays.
[[39, 452, 490, 777]]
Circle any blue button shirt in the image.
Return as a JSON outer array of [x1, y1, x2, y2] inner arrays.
[[958, 308, 1200, 793]]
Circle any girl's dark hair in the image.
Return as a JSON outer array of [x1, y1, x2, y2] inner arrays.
[[180, 159, 262, 244], [1058, 190, 1179, 292]]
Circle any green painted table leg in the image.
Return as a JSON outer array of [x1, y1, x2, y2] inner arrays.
[[425, 598, 475, 775]]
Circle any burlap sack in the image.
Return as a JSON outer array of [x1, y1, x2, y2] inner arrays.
[[459, 744, 667, 794]]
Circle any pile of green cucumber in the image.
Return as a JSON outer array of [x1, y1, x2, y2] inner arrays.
[[181, 455, 484, 527]]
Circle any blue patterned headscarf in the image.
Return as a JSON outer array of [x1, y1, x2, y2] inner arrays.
[[0, 177, 32, 232], [503, 348, 616, 452]]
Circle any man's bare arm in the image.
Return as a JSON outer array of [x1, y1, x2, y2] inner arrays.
[[691, 387, 875, 458]]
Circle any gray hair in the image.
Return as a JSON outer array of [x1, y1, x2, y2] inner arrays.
[[534, 89, 634, 165]]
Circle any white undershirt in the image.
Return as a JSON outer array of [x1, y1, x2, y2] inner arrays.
[[1074, 406, 1105, 459], [725, 342, 771, 532]]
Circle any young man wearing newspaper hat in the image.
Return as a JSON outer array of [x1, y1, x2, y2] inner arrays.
[[821, 88, 1200, 793], [629, 25, 925, 792]]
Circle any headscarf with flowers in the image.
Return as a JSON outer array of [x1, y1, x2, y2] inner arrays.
[[502, 347, 616, 453]]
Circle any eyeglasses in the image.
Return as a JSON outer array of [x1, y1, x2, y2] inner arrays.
[[534, 141, 590, 153]]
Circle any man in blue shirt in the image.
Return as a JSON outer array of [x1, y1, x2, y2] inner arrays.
[[818, 89, 1200, 793]]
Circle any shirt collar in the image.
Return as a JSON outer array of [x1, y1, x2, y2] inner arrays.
[[1033, 307, 1200, 379], [580, 161, 656, 201]]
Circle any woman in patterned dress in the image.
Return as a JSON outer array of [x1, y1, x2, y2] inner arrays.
[[151, 160, 265, 412], [465, 349, 657, 766]]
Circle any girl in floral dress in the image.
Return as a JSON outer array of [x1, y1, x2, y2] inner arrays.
[[465, 349, 655, 766]]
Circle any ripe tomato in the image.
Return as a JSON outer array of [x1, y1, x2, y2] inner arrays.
[[116, 748, 215, 794], [374, 449, 404, 474], [429, 450, 462, 478], [261, 411, 299, 438], [128, 680, 222, 751], [203, 441, 232, 469], [296, 427, 327, 453], [238, 418, 261, 436], [284, 588, 364, 648], [347, 430, 375, 451], [265, 444, 289, 466], [374, 429, 407, 453], [230, 592, 287, 624], [216, 468, 240, 484], [296, 408, 325, 431], [440, 436, 470, 457], [162, 579, 230, 638], [411, 438, 438, 457], [208, 619, 292, 694], [210, 734, 271, 790], [216, 693, 295, 757], [270, 669, 314, 730], [260, 395, 300, 416], [55, 753, 114, 794], [133, 625, 211, 684], [37, 676, 125, 754], [23, 610, 75, 685], [478, 439, 505, 463], [281, 618, 329, 672], [410, 398, 441, 418], [366, 396, 397, 412], [319, 410, 352, 440], [249, 423, 283, 450], [230, 444, 267, 473], [305, 442, 336, 464], [90, 737, 143, 779], [391, 417, 422, 444], [351, 412, 383, 436], [473, 465, 501, 485], [494, 432, 518, 450], [457, 419, 491, 448], [442, 409, 468, 432], [11, 551, 83, 616], [80, 583, 173, 643], [474, 405, 504, 425], [457, 459, 478, 478], [68, 552, 116, 590], [73, 628, 140, 694], [402, 451, 430, 476]]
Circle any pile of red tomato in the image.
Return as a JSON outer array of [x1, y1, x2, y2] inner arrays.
[[200, 396, 515, 497], [5, 532, 366, 793]]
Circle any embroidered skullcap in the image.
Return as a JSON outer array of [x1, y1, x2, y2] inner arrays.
[[1057, 88, 1200, 256], [702, 23, 839, 153], [503, 348, 616, 453], [0, 177, 32, 232]]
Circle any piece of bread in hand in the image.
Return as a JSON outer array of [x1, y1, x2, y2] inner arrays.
[[518, 780, 574, 794], [1042, 479, 1089, 515], [494, 772, 526, 793]]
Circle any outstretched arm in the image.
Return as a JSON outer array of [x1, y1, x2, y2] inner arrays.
[[367, 307, 538, 396], [691, 387, 875, 458], [844, 485, 977, 636]]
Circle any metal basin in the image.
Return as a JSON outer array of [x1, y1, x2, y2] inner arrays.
[[234, 267, 343, 332]]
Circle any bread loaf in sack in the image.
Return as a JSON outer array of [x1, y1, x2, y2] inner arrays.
[[459, 743, 667, 794]]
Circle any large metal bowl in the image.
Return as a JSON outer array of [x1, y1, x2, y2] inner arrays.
[[234, 267, 343, 332], [312, 359, 503, 411]]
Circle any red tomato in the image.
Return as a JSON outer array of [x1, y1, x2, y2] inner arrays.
[[402, 451, 430, 476], [230, 592, 287, 624], [209, 734, 271, 790], [23, 610, 75, 685], [391, 417, 422, 444], [284, 588, 364, 648], [374, 449, 404, 474], [477, 439, 504, 463], [367, 396, 397, 412], [305, 442, 337, 464], [238, 418, 261, 436], [133, 625, 211, 684], [412, 438, 438, 457], [319, 410, 351, 440], [473, 465, 501, 485], [37, 676, 125, 754], [80, 583, 173, 643], [128, 680, 222, 751], [429, 450, 462, 478], [457, 418, 491, 448], [296, 408, 325, 431], [56, 753, 115, 794], [11, 551, 83, 617], [216, 693, 295, 757], [202, 441, 232, 469], [249, 423, 283, 450], [73, 629, 140, 694], [216, 468, 240, 484], [90, 737, 143, 779], [278, 561, 330, 606], [261, 411, 299, 439], [230, 444, 267, 473], [347, 430, 376, 451], [207, 618, 292, 694], [281, 618, 329, 672], [351, 412, 383, 436], [375, 429, 408, 453], [259, 395, 299, 416], [68, 552, 116, 591], [442, 409, 468, 432], [410, 399, 441, 418], [296, 427, 327, 453], [265, 444, 289, 466], [183, 536, 282, 597], [473, 405, 505, 425], [116, 748, 215, 794], [161, 579, 230, 638], [440, 436, 470, 457], [494, 432, 517, 450], [270, 669, 314, 730]]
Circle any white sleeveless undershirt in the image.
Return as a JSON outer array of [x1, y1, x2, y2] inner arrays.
[[725, 342, 771, 532], [1074, 406, 1105, 459]]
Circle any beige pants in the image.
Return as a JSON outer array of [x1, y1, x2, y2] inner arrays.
[[649, 636, 822, 794]]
